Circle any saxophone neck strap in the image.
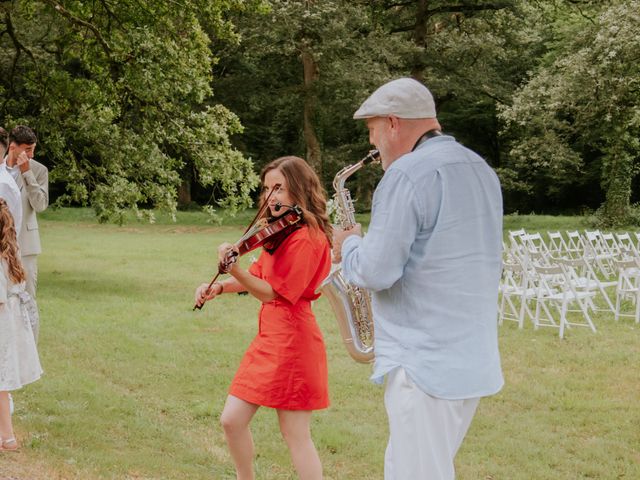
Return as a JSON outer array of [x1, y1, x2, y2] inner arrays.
[[412, 129, 443, 151]]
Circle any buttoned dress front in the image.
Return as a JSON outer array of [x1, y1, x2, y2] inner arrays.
[[229, 225, 332, 410]]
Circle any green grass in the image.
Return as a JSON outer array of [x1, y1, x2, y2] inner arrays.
[[503, 213, 590, 234], [39, 205, 260, 227], [1, 209, 639, 479]]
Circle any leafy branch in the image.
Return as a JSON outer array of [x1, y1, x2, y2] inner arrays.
[[42, 0, 113, 56]]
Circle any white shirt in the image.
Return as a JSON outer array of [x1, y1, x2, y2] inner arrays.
[[5, 162, 20, 182], [0, 161, 23, 234]]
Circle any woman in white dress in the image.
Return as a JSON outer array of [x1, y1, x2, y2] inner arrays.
[[0, 198, 42, 452]]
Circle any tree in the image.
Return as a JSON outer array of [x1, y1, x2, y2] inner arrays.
[[0, 0, 262, 222], [214, 0, 415, 191], [499, 0, 640, 225], [369, 0, 514, 79], [363, 0, 538, 167]]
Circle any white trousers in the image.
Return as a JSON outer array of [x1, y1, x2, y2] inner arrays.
[[384, 367, 480, 480]]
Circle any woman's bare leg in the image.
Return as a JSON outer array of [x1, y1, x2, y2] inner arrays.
[[277, 409, 322, 480], [0, 391, 15, 442], [220, 395, 260, 480]]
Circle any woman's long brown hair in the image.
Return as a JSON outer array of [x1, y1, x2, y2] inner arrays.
[[260, 156, 332, 247], [0, 198, 26, 284]]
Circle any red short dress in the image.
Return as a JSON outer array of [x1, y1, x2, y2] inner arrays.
[[229, 225, 332, 410]]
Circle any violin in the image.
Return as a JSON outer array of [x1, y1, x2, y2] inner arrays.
[[193, 204, 303, 311], [235, 207, 302, 257]]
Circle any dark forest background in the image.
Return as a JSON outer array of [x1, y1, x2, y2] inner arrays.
[[1, 0, 638, 225]]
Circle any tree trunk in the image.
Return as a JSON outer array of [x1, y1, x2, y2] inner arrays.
[[301, 46, 322, 178], [601, 143, 633, 227], [411, 0, 431, 81], [177, 169, 192, 208]]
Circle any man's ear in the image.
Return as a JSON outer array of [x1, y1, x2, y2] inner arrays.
[[388, 115, 401, 137]]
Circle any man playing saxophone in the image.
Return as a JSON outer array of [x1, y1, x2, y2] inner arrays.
[[332, 78, 504, 480]]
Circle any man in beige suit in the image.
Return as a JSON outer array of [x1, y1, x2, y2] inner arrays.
[[5, 125, 48, 339]]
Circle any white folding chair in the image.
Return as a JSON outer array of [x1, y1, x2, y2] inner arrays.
[[614, 257, 640, 323], [503, 239, 519, 264], [499, 260, 536, 328], [583, 230, 616, 279], [615, 232, 639, 257], [555, 257, 617, 314], [532, 262, 597, 338], [601, 232, 622, 257], [548, 231, 568, 257], [507, 229, 528, 258], [523, 232, 549, 256], [566, 230, 585, 256]]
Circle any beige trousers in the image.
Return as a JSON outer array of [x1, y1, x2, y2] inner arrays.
[[21, 254, 39, 341]]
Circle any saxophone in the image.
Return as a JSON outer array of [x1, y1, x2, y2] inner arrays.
[[320, 150, 380, 363]]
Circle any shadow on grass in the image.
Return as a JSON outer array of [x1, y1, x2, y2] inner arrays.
[[39, 268, 149, 300]]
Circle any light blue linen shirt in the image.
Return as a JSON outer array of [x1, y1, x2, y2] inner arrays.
[[341, 135, 504, 400]]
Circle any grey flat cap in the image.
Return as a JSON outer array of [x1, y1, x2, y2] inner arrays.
[[354, 77, 437, 119]]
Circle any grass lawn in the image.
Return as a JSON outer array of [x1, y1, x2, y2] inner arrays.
[[1, 209, 638, 479]]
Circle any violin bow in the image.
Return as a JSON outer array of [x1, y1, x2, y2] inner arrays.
[[193, 184, 281, 311], [239, 183, 281, 236]]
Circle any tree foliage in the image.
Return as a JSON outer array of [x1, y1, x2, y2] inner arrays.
[[499, 0, 640, 224], [1, 0, 637, 220], [0, 0, 262, 222], [214, 1, 414, 181], [215, 0, 538, 208], [366, 0, 542, 165]]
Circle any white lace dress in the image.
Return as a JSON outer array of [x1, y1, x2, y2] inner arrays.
[[0, 260, 42, 391]]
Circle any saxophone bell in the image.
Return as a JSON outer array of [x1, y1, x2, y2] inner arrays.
[[320, 149, 380, 364]]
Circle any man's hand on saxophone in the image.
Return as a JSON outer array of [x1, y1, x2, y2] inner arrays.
[[331, 223, 362, 264]]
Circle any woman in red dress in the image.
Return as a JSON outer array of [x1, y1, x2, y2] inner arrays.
[[194, 156, 332, 480]]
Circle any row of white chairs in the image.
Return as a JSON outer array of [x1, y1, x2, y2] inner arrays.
[[507, 229, 640, 279], [499, 230, 640, 338]]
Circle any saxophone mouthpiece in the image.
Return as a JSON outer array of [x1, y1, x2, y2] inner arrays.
[[363, 150, 381, 165]]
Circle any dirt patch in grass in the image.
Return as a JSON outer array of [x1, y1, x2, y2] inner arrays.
[[0, 452, 78, 479]]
